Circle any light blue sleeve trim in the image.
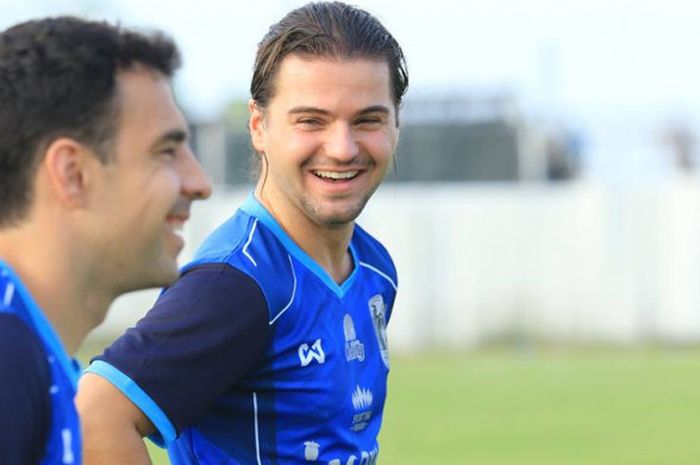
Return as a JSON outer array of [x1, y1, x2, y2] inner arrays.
[[85, 360, 176, 446]]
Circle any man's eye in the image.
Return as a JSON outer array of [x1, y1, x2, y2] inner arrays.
[[298, 118, 322, 126], [356, 117, 383, 126]]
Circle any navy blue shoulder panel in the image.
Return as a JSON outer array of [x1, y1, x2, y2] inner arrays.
[[189, 206, 297, 324], [0, 314, 51, 465], [95, 263, 270, 435], [229, 220, 298, 323]]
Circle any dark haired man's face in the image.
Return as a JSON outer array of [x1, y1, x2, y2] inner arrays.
[[250, 55, 398, 231], [86, 67, 212, 292]]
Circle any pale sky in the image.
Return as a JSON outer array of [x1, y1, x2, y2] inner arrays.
[[3, 0, 700, 181]]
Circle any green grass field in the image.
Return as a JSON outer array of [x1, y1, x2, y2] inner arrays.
[[79, 347, 700, 464]]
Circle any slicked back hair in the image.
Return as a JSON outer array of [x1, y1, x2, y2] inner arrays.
[[250, 1, 408, 119]]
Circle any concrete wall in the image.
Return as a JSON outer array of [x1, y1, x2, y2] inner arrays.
[[89, 179, 700, 352]]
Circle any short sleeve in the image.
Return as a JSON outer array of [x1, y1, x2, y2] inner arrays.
[[87, 263, 270, 442], [0, 313, 51, 465]]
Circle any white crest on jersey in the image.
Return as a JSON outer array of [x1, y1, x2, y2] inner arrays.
[[368, 295, 390, 369]]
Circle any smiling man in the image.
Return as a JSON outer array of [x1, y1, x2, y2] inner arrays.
[[0, 17, 211, 465], [78, 3, 408, 464]]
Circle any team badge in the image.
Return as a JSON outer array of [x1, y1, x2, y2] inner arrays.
[[368, 295, 390, 369]]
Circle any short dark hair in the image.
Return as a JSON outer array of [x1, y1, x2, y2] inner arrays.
[[250, 1, 408, 115], [0, 16, 181, 227]]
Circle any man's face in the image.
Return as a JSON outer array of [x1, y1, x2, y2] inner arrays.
[[250, 56, 399, 230], [87, 67, 211, 292]]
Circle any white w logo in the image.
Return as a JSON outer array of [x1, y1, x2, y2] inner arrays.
[[298, 339, 325, 367]]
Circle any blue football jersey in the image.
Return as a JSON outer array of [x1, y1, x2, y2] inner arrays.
[[89, 194, 397, 465], [0, 261, 81, 465]]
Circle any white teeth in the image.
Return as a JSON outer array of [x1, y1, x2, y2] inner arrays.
[[313, 170, 358, 180]]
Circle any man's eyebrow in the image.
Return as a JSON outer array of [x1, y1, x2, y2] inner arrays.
[[288, 106, 331, 116], [287, 105, 391, 116], [152, 129, 188, 147], [357, 105, 391, 115]]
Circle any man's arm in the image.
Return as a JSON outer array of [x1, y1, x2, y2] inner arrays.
[[77, 373, 155, 465], [77, 264, 271, 463]]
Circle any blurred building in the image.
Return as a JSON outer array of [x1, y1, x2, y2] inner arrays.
[[190, 93, 581, 186]]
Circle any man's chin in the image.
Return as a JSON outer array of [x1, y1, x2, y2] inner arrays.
[[320, 206, 365, 227], [157, 262, 181, 286], [305, 199, 367, 228], [139, 261, 181, 290]]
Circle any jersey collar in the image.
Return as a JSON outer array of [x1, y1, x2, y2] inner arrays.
[[241, 194, 359, 297]]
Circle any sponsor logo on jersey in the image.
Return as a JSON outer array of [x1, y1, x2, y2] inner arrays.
[[351, 386, 373, 410], [303, 441, 320, 461], [329, 447, 379, 465], [351, 385, 374, 432], [368, 295, 390, 369], [303, 441, 379, 464], [343, 314, 365, 362], [298, 339, 325, 367]]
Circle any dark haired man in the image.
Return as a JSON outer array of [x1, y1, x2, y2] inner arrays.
[[0, 17, 211, 465], [79, 3, 408, 464]]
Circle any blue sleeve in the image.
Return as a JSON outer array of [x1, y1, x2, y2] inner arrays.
[[87, 263, 270, 443], [0, 314, 51, 465]]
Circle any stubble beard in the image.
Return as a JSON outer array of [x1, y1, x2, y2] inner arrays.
[[300, 190, 375, 229]]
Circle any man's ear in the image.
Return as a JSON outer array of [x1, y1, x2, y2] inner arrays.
[[249, 99, 266, 153], [42, 138, 92, 208]]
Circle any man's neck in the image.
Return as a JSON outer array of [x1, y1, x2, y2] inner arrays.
[[0, 226, 111, 354], [256, 193, 355, 284]]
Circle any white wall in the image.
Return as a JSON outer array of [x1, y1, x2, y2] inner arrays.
[[89, 180, 700, 352]]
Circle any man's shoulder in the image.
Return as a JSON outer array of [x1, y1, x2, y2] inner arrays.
[[188, 207, 255, 266], [0, 312, 51, 409], [193, 212, 298, 307], [0, 314, 52, 465], [0, 312, 47, 370], [0, 312, 52, 396], [352, 224, 397, 283], [352, 224, 392, 257]]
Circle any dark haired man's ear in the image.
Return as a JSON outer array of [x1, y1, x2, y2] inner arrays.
[[43, 138, 91, 208], [249, 99, 266, 153]]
